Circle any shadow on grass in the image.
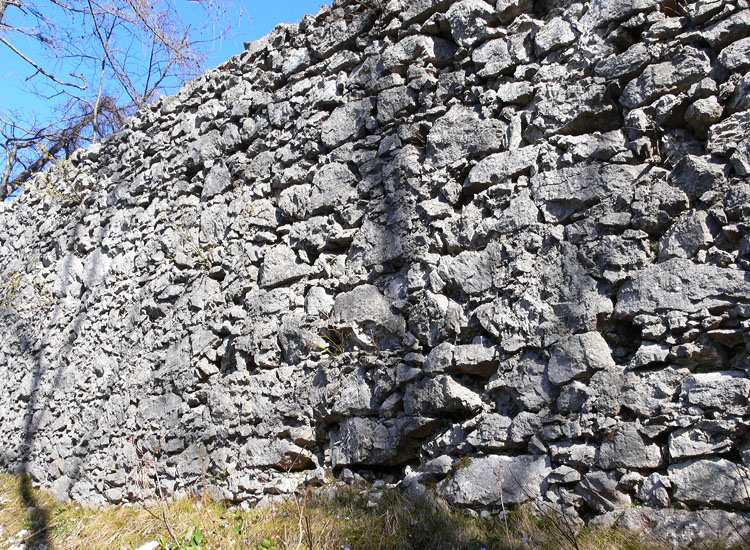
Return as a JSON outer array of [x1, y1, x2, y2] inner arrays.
[[18, 472, 53, 548]]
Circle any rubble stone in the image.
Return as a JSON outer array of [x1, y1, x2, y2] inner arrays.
[[0, 2, 749, 540]]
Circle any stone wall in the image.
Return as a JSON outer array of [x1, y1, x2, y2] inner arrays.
[[1, 0, 750, 539]]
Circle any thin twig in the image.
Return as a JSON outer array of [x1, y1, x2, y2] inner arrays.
[[497, 464, 513, 549], [506, 466, 581, 550], [0, 34, 87, 89]]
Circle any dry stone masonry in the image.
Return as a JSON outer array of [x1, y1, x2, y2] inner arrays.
[[1, 0, 750, 544]]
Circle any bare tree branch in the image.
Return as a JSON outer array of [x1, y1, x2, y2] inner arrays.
[[0, 0, 242, 198], [0, 34, 88, 89], [1, 143, 17, 198]]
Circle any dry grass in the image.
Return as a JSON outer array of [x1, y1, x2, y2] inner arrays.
[[0, 472, 682, 550]]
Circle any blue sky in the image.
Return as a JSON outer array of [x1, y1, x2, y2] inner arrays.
[[187, 0, 330, 69], [0, 1, 328, 119]]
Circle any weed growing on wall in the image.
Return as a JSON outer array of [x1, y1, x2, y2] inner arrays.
[[25, 144, 89, 205], [0, 263, 53, 312], [160, 213, 215, 269], [304, 317, 348, 356], [352, 0, 386, 13]]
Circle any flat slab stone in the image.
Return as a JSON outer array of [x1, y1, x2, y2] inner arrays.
[[592, 507, 750, 548], [621, 47, 711, 108], [321, 99, 375, 149], [548, 332, 616, 386], [680, 371, 750, 415], [615, 258, 750, 318], [669, 458, 750, 509], [331, 284, 405, 348], [530, 163, 649, 223], [438, 454, 551, 506], [427, 105, 507, 168], [258, 244, 315, 288]]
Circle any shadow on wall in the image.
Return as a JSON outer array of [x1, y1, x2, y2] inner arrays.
[[4, 195, 103, 546]]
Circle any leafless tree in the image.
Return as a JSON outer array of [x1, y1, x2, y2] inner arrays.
[[0, 0, 239, 199]]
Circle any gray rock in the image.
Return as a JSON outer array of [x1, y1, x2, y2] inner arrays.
[[534, 17, 576, 57], [329, 372, 376, 418], [404, 375, 482, 415], [321, 99, 375, 149], [82, 248, 111, 289], [418, 197, 453, 219], [724, 182, 750, 221], [309, 163, 357, 215], [70, 479, 107, 507], [427, 105, 507, 168], [668, 154, 727, 203], [281, 47, 310, 75], [731, 137, 750, 176], [446, 0, 496, 49], [241, 437, 313, 469], [669, 458, 750, 509], [490, 190, 540, 235], [495, 81, 534, 105], [594, 508, 750, 548], [487, 351, 557, 412], [331, 417, 413, 466], [577, 470, 631, 513], [686, 0, 724, 26], [615, 258, 750, 318], [422, 454, 453, 475], [527, 78, 619, 139], [530, 163, 648, 223], [548, 332, 616, 386], [508, 411, 544, 446], [658, 210, 713, 260], [547, 465, 581, 484], [669, 427, 733, 460], [728, 73, 750, 114], [495, 0, 532, 23], [376, 86, 416, 125], [424, 342, 499, 377], [259, 244, 315, 288], [707, 109, 750, 156], [465, 145, 538, 191], [278, 184, 312, 220], [598, 423, 663, 469], [438, 454, 551, 505], [581, 0, 660, 28], [350, 218, 405, 267], [471, 39, 514, 77], [630, 341, 670, 368], [584, 367, 626, 416], [702, 9, 750, 48], [595, 42, 651, 80], [466, 413, 513, 450], [200, 203, 230, 244], [437, 243, 503, 295], [332, 284, 405, 349], [719, 36, 750, 72], [201, 160, 232, 201], [685, 96, 723, 138], [380, 35, 457, 72], [189, 130, 224, 166], [621, 47, 711, 109], [680, 371, 750, 415], [550, 442, 598, 468], [407, 291, 463, 347], [638, 473, 671, 508], [453, 344, 499, 376], [305, 286, 334, 317]]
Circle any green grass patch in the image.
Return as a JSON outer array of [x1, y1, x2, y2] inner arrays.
[[0, 472, 682, 550]]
